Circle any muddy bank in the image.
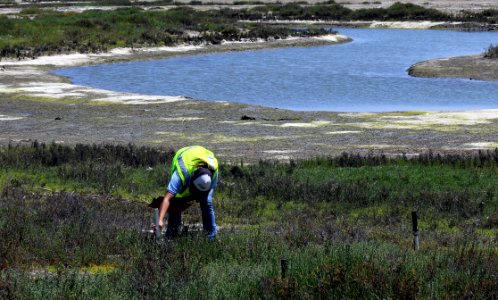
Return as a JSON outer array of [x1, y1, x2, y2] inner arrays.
[[249, 20, 498, 32], [1, 34, 498, 162], [408, 55, 498, 81], [0, 34, 351, 66]]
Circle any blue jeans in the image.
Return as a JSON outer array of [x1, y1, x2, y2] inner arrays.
[[165, 195, 217, 240]]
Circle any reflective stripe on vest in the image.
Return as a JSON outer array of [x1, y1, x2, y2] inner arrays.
[[177, 147, 193, 185]]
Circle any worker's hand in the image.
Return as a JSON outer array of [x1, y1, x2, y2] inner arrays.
[[151, 223, 163, 235]]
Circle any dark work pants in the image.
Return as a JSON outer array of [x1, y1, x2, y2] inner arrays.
[[165, 194, 217, 240]]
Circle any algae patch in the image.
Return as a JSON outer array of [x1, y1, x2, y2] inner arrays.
[[280, 120, 331, 128], [0, 114, 24, 121]]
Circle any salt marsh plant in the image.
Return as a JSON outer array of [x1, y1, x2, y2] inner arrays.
[[485, 44, 498, 59], [1, 143, 497, 298], [0, 7, 326, 59]]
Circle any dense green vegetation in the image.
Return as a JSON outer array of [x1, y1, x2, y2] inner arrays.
[[1, 143, 497, 298], [0, 6, 329, 58], [241, 3, 498, 23], [243, 1, 449, 21]]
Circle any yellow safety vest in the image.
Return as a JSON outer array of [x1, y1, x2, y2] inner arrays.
[[170, 146, 218, 198]]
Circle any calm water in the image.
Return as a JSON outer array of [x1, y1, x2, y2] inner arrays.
[[54, 28, 498, 112]]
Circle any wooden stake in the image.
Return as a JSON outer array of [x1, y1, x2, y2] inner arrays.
[[154, 208, 160, 238], [281, 258, 288, 279], [412, 211, 419, 250]]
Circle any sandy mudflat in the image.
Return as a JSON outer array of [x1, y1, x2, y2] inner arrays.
[[1, 34, 498, 161]]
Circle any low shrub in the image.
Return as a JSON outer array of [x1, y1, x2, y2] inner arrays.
[[484, 44, 498, 59]]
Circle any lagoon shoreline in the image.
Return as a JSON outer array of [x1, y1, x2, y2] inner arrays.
[[1, 30, 498, 161]]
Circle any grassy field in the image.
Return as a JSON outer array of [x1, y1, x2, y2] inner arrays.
[[1, 143, 497, 298]]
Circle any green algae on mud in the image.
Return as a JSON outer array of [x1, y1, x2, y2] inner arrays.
[[2, 89, 498, 160]]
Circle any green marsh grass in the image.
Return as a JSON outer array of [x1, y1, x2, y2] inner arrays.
[[0, 7, 326, 59], [1, 143, 497, 298], [3, 3, 497, 59]]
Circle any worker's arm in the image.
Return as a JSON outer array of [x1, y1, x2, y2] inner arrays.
[[158, 192, 174, 228], [158, 170, 183, 228]]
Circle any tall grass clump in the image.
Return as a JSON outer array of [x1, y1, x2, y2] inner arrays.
[[484, 44, 498, 59]]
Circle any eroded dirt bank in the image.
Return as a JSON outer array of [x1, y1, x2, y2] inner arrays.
[[1, 35, 498, 162]]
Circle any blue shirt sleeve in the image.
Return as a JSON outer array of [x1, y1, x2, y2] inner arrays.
[[166, 170, 183, 195]]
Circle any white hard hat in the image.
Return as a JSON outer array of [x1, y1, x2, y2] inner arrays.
[[191, 167, 213, 192], [192, 174, 212, 192]]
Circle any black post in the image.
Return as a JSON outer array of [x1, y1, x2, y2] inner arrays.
[[412, 211, 419, 250], [281, 258, 288, 279]]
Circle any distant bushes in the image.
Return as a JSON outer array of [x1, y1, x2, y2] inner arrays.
[[3, 141, 498, 169], [232, 2, 497, 23], [288, 149, 498, 169], [240, 2, 450, 21], [459, 9, 498, 23], [351, 2, 449, 21], [242, 2, 351, 21]]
